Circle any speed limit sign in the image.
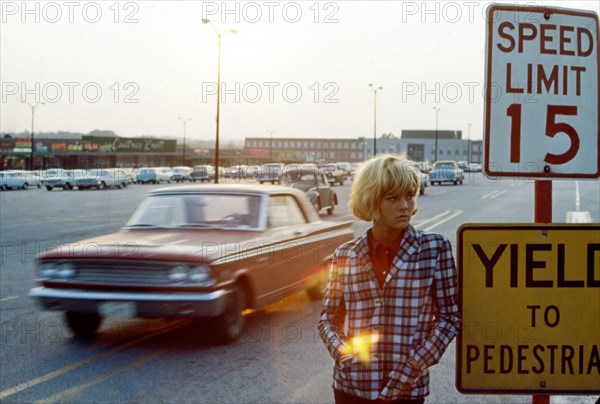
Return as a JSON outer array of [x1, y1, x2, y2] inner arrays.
[[484, 5, 599, 178]]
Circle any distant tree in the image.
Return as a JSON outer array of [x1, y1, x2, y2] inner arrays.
[[88, 130, 117, 137], [3, 134, 12, 139], [381, 133, 397, 139]]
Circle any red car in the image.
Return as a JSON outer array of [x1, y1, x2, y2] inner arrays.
[[30, 184, 354, 342]]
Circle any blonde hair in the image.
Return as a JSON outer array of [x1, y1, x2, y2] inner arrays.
[[349, 154, 420, 221]]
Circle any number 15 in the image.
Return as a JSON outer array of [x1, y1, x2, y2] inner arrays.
[[507, 104, 580, 165]]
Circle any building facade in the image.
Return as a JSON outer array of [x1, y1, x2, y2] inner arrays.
[[244, 137, 365, 163], [1, 132, 482, 170], [362, 130, 483, 163]]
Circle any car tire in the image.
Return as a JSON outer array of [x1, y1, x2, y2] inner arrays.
[[212, 283, 246, 343], [0, 185, 7, 191], [327, 204, 334, 215], [22, 183, 28, 190], [46, 186, 53, 191], [65, 311, 102, 339]]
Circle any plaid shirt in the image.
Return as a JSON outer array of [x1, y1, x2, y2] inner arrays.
[[318, 225, 460, 400]]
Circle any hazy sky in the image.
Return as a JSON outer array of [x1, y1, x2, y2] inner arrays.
[[1, 0, 598, 143]]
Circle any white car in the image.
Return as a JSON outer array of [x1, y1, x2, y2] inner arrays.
[[0, 171, 29, 190], [170, 166, 192, 182], [42, 169, 86, 191], [76, 169, 124, 190]]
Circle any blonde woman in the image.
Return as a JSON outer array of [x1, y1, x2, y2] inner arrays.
[[319, 154, 460, 404]]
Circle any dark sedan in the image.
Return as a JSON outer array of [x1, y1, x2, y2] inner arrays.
[[279, 167, 338, 215]]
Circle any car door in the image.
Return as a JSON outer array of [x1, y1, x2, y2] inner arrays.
[[255, 194, 316, 305]]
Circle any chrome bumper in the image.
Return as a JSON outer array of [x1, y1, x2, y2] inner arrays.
[[29, 287, 228, 318]]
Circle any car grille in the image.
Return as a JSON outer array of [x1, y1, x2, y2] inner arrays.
[[70, 260, 175, 286]]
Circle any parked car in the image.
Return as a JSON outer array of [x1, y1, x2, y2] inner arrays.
[[171, 166, 192, 183], [466, 163, 482, 172], [457, 161, 469, 171], [42, 169, 86, 191], [405, 162, 429, 195], [258, 163, 284, 184], [75, 169, 124, 190], [29, 184, 354, 342], [279, 166, 338, 215], [190, 165, 213, 183], [318, 163, 345, 186], [117, 168, 136, 186], [136, 167, 172, 184], [0, 171, 29, 190], [336, 162, 353, 178], [429, 160, 464, 185]]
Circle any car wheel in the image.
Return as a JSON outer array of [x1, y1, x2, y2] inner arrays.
[[306, 264, 328, 301], [453, 180, 458, 185], [22, 183, 28, 190], [65, 311, 102, 339], [212, 283, 246, 343], [46, 186, 53, 191], [0, 185, 7, 191], [327, 204, 334, 215], [98, 182, 106, 190]]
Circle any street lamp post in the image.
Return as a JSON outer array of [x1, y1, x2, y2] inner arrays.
[[368, 84, 382, 157], [202, 19, 237, 184], [267, 130, 276, 162], [467, 122, 472, 163], [178, 117, 191, 166], [433, 107, 441, 163], [24, 102, 44, 170]]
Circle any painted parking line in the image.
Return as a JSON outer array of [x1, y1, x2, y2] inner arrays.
[[481, 190, 507, 199], [421, 210, 463, 232], [0, 296, 18, 303], [414, 210, 455, 228], [0, 319, 188, 400], [34, 346, 175, 404]]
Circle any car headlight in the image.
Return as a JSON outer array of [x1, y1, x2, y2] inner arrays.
[[189, 265, 214, 285], [168, 264, 189, 283], [56, 262, 76, 279], [39, 262, 57, 279]]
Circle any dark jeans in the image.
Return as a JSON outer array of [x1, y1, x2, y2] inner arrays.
[[334, 389, 425, 404]]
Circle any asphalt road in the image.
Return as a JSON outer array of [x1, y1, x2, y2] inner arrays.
[[0, 174, 598, 403]]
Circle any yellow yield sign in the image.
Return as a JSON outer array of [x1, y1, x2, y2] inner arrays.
[[457, 224, 600, 394]]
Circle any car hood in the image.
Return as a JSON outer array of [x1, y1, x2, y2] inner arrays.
[[37, 224, 350, 263]]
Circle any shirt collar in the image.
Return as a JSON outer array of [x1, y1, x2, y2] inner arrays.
[[367, 228, 405, 257]]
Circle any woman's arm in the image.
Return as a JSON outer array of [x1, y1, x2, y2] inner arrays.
[[318, 253, 350, 362]]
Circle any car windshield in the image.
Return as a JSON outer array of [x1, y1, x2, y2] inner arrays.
[[125, 193, 262, 230], [281, 170, 316, 186], [434, 163, 455, 170]]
